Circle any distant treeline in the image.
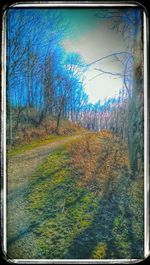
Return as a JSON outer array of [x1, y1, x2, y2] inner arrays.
[[6, 8, 144, 176]]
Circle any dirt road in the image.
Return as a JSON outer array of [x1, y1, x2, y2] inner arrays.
[[7, 134, 85, 258], [8, 134, 82, 193]]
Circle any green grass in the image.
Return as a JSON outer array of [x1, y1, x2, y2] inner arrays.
[[7, 135, 69, 158], [8, 146, 99, 259], [26, 147, 99, 259], [7, 133, 144, 259]]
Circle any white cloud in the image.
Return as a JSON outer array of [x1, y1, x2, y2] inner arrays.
[[63, 24, 127, 62], [85, 70, 123, 104], [62, 24, 127, 103]]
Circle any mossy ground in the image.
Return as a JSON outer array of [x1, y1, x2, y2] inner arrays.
[[7, 135, 70, 157], [7, 131, 144, 259]]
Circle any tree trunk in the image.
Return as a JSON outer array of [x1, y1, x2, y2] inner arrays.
[[56, 111, 61, 134]]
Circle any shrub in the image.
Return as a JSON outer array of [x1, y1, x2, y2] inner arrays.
[[91, 242, 107, 259]]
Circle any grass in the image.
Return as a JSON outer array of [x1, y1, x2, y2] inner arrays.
[[7, 134, 70, 158], [8, 146, 98, 258], [26, 147, 99, 258], [7, 131, 144, 259], [7, 116, 86, 158]]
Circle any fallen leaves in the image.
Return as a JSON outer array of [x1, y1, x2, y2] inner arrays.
[[68, 130, 130, 192]]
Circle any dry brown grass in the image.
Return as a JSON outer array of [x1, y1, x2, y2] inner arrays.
[[59, 121, 85, 135], [68, 130, 130, 193], [14, 118, 85, 145]]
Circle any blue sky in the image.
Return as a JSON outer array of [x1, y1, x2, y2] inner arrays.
[[8, 7, 134, 105]]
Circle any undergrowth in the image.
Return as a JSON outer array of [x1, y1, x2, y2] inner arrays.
[[7, 117, 86, 158], [7, 116, 85, 147], [7, 130, 144, 259]]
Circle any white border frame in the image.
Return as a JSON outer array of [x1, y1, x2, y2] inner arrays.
[[1, 1, 149, 264]]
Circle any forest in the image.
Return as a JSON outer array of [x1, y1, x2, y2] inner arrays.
[[6, 7, 145, 260]]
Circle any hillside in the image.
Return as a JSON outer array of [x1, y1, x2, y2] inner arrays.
[[7, 117, 86, 157], [7, 130, 144, 259]]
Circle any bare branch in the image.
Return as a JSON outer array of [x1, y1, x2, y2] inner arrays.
[[87, 51, 133, 67]]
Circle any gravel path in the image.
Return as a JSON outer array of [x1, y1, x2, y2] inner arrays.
[[7, 134, 83, 258], [8, 134, 82, 193]]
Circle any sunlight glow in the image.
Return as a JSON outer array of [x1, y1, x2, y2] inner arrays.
[[85, 70, 123, 103], [63, 24, 127, 103]]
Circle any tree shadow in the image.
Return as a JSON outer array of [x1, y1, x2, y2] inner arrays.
[[8, 169, 142, 259], [65, 177, 121, 259], [65, 171, 140, 260]]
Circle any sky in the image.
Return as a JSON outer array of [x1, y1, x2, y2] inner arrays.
[[62, 9, 128, 104]]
